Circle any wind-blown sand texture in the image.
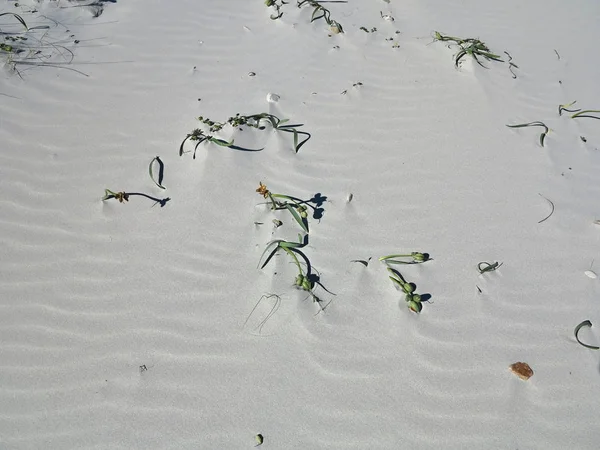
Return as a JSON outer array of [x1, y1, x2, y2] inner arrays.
[[2, 0, 600, 448]]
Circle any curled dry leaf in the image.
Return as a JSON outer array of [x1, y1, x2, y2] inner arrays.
[[509, 362, 534, 380]]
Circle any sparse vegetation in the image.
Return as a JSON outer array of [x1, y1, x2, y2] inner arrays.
[[433, 32, 505, 69], [180, 113, 311, 157]]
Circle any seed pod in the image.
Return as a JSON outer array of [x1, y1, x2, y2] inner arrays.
[[403, 282, 416, 294], [407, 300, 422, 313], [302, 278, 312, 291]]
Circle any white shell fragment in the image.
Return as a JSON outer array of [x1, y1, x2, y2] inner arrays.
[[266, 93, 280, 103], [585, 270, 597, 279], [381, 14, 395, 21]]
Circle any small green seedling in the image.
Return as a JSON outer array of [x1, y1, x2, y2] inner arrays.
[[506, 121, 549, 147], [265, 0, 288, 19], [255, 433, 264, 446], [380, 252, 431, 265], [387, 268, 423, 313], [297, 0, 344, 33], [558, 101, 581, 116], [433, 32, 504, 68], [478, 261, 502, 274]]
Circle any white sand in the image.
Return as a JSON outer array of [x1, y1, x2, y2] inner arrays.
[[2, 0, 600, 448]]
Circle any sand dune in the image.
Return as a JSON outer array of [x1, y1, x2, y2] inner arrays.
[[1, 0, 600, 448]]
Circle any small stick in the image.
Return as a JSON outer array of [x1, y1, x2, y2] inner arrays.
[[554, 49, 560, 60], [537, 193, 555, 223]]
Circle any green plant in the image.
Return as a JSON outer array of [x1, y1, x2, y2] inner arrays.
[[557, 100, 600, 120], [179, 128, 234, 158], [256, 182, 321, 233], [265, 0, 288, 19], [258, 235, 328, 308], [387, 268, 424, 313], [477, 261, 502, 274], [433, 32, 504, 68], [558, 100, 580, 116], [297, 0, 344, 33], [234, 112, 311, 153], [256, 182, 330, 309], [181, 113, 310, 156], [506, 121, 549, 147], [102, 189, 170, 207], [0, 12, 28, 58], [380, 252, 431, 265]]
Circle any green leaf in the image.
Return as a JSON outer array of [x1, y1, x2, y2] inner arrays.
[[388, 275, 405, 289], [149, 156, 166, 190], [285, 204, 309, 233], [574, 320, 599, 350], [571, 109, 600, 120], [558, 101, 579, 116], [210, 137, 234, 147], [506, 122, 549, 147], [258, 240, 282, 269], [179, 135, 190, 156], [407, 300, 422, 313]]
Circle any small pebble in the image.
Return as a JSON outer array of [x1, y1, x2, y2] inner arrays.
[[266, 93, 280, 103], [248, 71, 256, 77], [585, 270, 597, 279]]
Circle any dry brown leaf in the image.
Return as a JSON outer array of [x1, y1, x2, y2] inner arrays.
[[509, 362, 533, 380]]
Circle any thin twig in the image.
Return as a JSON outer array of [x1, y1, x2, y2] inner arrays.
[[537, 193, 555, 223]]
